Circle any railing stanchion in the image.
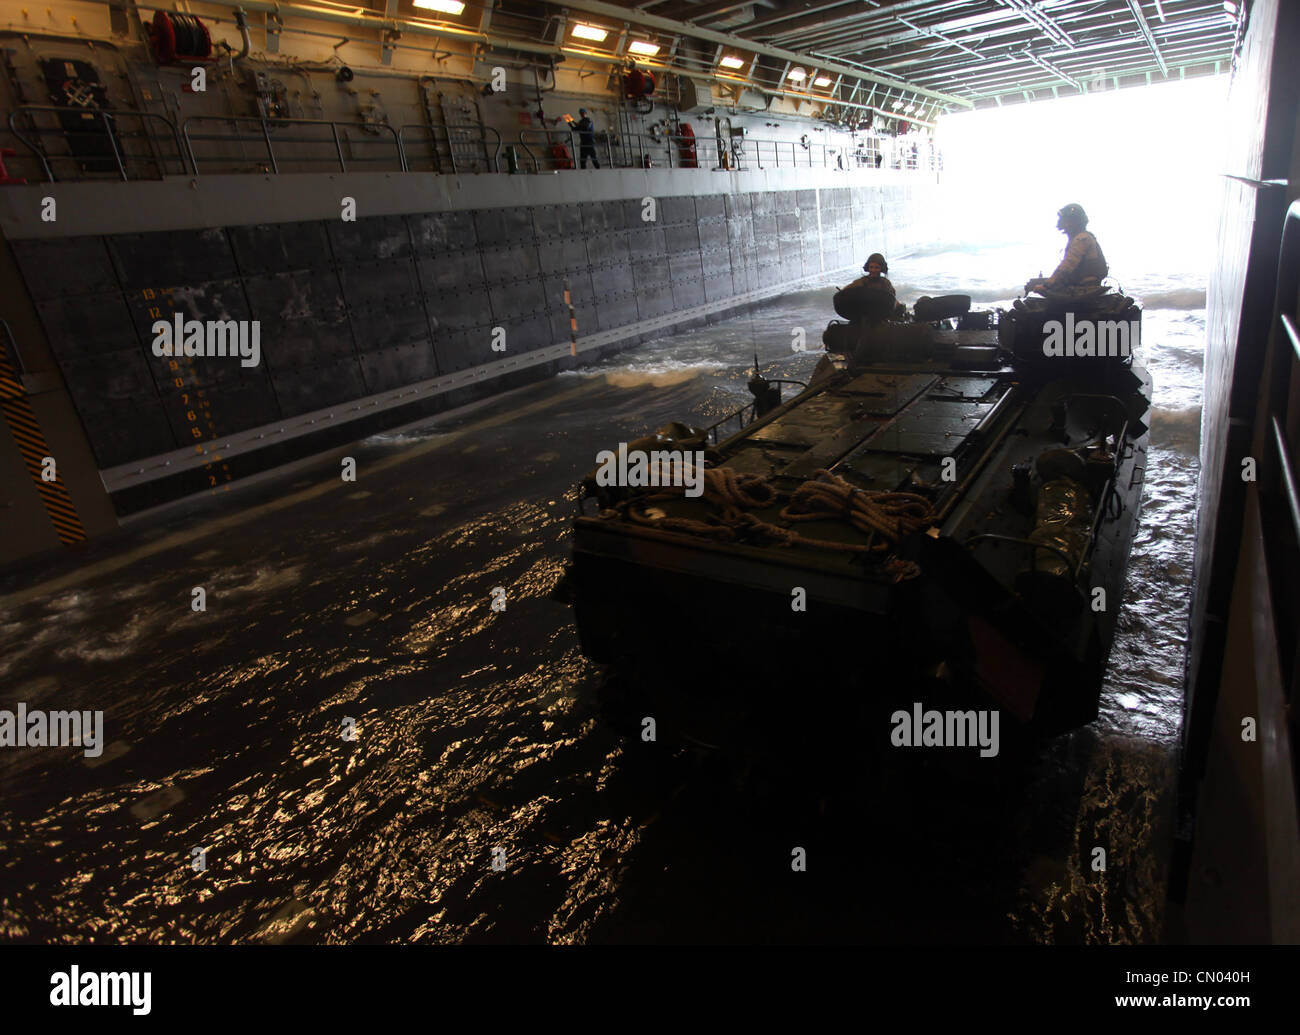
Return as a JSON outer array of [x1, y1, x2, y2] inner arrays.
[[329, 122, 344, 172], [261, 117, 279, 174]]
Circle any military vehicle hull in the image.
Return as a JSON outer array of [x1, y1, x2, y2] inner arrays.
[[569, 302, 1151, 742]]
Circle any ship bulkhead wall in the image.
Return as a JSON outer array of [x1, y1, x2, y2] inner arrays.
[[0, 167, 933, 552]]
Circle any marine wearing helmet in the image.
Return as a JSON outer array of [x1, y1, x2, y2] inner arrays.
[[847, 252, 894, 294], [1026, 204, 1108, 298]]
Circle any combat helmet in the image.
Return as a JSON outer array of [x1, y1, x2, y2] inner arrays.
[[1057, 203, 1088, 229]]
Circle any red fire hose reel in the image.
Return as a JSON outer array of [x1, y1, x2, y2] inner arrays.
[[623, 69, 656, 99], [149, 11, 215, 64]]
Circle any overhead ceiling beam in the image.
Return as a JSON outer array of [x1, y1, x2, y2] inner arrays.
[[549, 0, 972, 105], [678, 0, 776, 24], [895, 15, 983, 60], [1126, 0, 1169, 75], [743, 0, 866, 35], [997, 0, 1076, 50], [1022, 49, 1085, 91]]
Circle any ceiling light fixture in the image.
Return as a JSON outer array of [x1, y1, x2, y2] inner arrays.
[[628, 41, 660, 56], [571, 24, 608, 42], [412, 0, 465, 13]]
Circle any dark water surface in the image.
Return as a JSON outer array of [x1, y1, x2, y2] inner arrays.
[[0, 279, 1201, 944]]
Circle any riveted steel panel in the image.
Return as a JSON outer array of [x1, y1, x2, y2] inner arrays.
[[159, 374, 280, 442], [671, 278, 705, 309], [416, 250, 486, 294], [36, 291, 140, 359], [254, 319, 356, 370], [337, 259, 420, 309], [509, 312, 553, 351], [621, 198, 648, 227], [533, 203, 584, 238], [426, 288, 491, 332], [75, 397, 177, 468], [325, 215, 413, 262], [148, 348, 261, 393], [626, 225, 665, 257], [125, 278, 255, 380], [243, 269, 351, 366], [270, 355, 366, 418], [635, 285, 673, 320], [581, 202, 610, 235], [349, 300, 431, 353], [664, 224, 700, 254], [60, 347, 157, 403], [444, 323, 497, 369], [244, 269, 348, 327], [660, 196, 696, 224], [11, 237, 118, 299], [700, 252, 731, 277], [537, 236, 589, 273], [597, 296, 639, 332], [359, 341, 440, 392], [699, 222, 728, 252], [778, 234, 802, 267], [545, 271, 593, 306], [668, 253, 703, 282], [727, 217, 755, 254], [408, 210, 477, 253], [107, 228, 238, 287], [478, 242, 542, 282], [431, 329, 475, 373], [632, 259, 670, 290], [696, 195, 725, 220], [704, 273, 733, 304], [592, 266, 634, 297], [474, 206, 534, 247], [725, 193, 752, 221], [489, 276, 546, 320], [228, 221, 331, 274]]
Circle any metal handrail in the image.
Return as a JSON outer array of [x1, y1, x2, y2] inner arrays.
[[181, 115, 407, 176], [706, 401, 757, 444], [516, 127, 620, 172], [398, 123, 501, 174], [7, 106, 190, 182], [4, 104, 941, 182]]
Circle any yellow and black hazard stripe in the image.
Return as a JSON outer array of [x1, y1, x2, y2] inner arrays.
[[563, 278, 578, 358], [0, 348, 87, 544]]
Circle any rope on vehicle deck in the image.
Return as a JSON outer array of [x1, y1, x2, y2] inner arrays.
[[622, 467, 935, 572]]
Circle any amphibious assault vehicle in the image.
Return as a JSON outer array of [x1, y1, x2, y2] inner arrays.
[[566, 286, 1150, 742]]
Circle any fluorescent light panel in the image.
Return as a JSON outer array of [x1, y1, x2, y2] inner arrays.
[[719, 55, 746, 69], [572, 23, 608, 41], [628, 40, 660, 56], [787, 67, 806, 81], [412, 0, 465, 13], [813, 75, 832, 87]]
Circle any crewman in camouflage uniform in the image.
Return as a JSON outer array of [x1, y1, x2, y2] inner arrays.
[[1026, 204, 1108, 299]]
